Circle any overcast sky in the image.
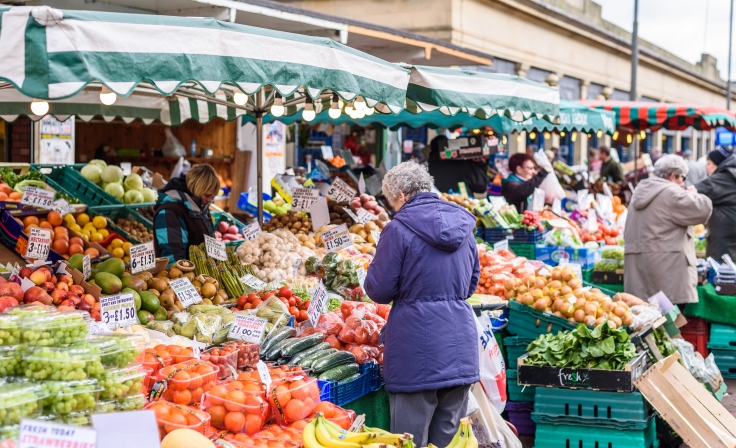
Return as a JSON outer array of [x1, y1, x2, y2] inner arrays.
[[594, 0, 735, 80]]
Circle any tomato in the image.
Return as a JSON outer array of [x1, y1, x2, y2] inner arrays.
[[247, 293, 259, 303], [297, 310, 309, 322], [288, 298, 296, 307], [262, 292, 275, 300], [288, 306, 299, 316], [279, 286, 293, 299]]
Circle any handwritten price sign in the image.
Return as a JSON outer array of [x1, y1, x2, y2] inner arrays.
[[25, 227, 51, 261], [99, 293, 137, 329], [326, 178, 357, 203], [228, 314, 268, 343], [204, 235, 227, 261], [21, 186, 55, 209], [307, 281, 329, 327], [291, 187, 320, 212], [169, 277, 202, 308], [321, 224, 353, 253], [129, 241, 155, 274], [52, 199, 76, 216]]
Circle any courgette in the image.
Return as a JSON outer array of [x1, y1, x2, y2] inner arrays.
[[298, 349, 337, 368], [312, 351, 357, 373], [261, 326, 296, 353], [338, 372, 362, 384], [318, 363, 360, 382], [264, 337, 299, 360], [287, 342, 330, 366], [281, 333, 325, 357]]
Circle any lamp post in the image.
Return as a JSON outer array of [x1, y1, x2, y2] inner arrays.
[[631, 0, 640, 183], [728, 0, 734, 109]]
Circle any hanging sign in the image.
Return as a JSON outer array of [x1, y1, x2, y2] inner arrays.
[[441, 136, 489, 160]]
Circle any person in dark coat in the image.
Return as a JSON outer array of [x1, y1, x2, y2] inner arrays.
[[501, 153, 548, 212], [154, 164, 218, 266], [598, 146, 625, 183], [428, 135, 489, 195], [695, 148, 736, 262], [364, 161, 480, 448]]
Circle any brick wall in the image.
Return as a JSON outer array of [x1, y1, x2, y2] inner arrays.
[[8, 117, 31, 162]]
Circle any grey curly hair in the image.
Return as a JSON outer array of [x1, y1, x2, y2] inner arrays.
[[653, 154, 688, 179], [382, 161, 434, 203]]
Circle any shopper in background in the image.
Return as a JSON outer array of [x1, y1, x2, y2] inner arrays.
[[598, 146, 625, 183], [682, 150, 706, 187], [695, 147, 736, 262], [364, 161, 479, 448], [651, 148, 663, 164], [624, 155, 712, 304], [428, 135, 489, 196], [154, 164, 218, 265], [502, 153, 548, 212]]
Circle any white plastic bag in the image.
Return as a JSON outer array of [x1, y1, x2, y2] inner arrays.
[[539, 171, 566, 203], [469, 383, 521, 448], [162, 128, 186, 157], [171, 157, 191, 179], [475, 314, 507, 413]]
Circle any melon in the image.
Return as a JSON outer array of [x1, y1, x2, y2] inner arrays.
[[161, 429, 215, 448]]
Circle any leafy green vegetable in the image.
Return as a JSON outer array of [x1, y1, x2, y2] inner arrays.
[[653, 327, 678, 358], [525, 323, 638, 370], [594, 259, 623, 271], [327, 297, 342, 311]]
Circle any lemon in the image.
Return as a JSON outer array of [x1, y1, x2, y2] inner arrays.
[[90, 232, 104, 242], [80, 233, 90, 241], [111, 238, 124, 249], [92, 216, 107, 229], [97, 228, 109, 238], [112, 247, 125, 259], [64, 214, 76, 224], [68, 224, 82, 233], [83, 223, 97, 232], [122, 242, 133, 255], [123, 256, 131, 263], [76, 213, 90, 226]]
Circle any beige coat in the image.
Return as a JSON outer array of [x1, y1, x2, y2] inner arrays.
[[623, 177, 712, 304]]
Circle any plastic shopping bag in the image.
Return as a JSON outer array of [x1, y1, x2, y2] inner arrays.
[[475, 314, 507, 413], [539, 171, 566, 203], [469, 383, 521, 448]]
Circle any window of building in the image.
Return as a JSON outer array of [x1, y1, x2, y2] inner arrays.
[[587, 83, 604, 100], [560, 76, 581, 100], [527, 67, 551, 84], [611, 89, 631, 101]]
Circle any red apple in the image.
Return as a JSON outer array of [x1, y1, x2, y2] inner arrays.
[[18, 267, 32, 279], [69, 285, 85, 296], [69, 294, 81, 305], [50, 289, 67, 305], [55, 282, 69, 292], [29, 270, 46, 286], [0, 282, 23, 302], [0, 296, 18, 313], [37, 266, 55, 283], [24, 286, 52, 305], [77, 300, 92, 313]]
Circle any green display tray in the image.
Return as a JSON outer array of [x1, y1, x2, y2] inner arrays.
[[503, 336, 534, 370], [708, 323, 736, 350], [507, 369, 536, 402], [710, 349, 736, 379], [509, 243, 535, 260], [31, 164, 118, 207], [533, 418, 658, 448]]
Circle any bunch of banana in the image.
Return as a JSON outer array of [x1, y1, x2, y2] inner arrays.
[[428, 418, 477, 448], [304, 414, 414, 448]]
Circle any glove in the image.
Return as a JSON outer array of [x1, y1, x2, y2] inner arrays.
[[534, 150, 553, 172]]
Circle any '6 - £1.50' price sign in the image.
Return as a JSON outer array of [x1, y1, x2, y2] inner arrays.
[[307, 281, 329, 327], [25, 227, 51, 261], [291, 187, 320, 212], [169, 277, 202, 308], [204, 235, 227, 261], [129, 241, 155, 274], [99, 292, 137, 329], [21, 186, 55, 209], [321, 224, 353, 253], [326, 177, 357, 203], [228, 314, 268, 343]]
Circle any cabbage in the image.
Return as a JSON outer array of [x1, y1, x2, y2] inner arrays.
[[101, 165, 124, 184], [104, 182, 125, 200], [123, 173, 143, 191], [124, 190, 144, 204], [80, 164, 102, 185], [88, 159, 107, 169], [141, 187, 158, 203]]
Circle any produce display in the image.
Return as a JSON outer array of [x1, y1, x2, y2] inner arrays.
[[116, 218, 153, 242], [439, 193, 478, 212], [263, 211, 313, 234], [349, 193, 387, 218], [80, 160, 158, 204], [594, 246, 624, 272], [235, 229, 314, 282]]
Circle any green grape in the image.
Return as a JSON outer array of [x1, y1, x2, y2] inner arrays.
[[0, 315, 21, 346], [95, 399, 118, 414], [40, 380, 101, 415], [20, 311, 88, 347], [22, 346, 103, 381], [97, 365, 145, 401], [0, 383, 45, 426], [0, 424, 19, 442], [62, 411, 92, 426], [0, 345, 23, 377], [87, 334, 144, 368], [118, 394, 146, 411]]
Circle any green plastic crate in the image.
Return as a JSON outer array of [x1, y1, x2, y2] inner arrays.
[[506, 299, 576, 339], [710, 349, 736, 379], [87, 205, 152, 245], [31, 164, 118, 207], [507, 369, 536, 402], [708, 323, 736, 350], [503, 336, 534, 369], [533, 418, 658, 448], [662, 306, 682, 337], [211, 211, 249, 247], [582, 280, 618, 298], [125, 203, 156, 227], [510, 243, 535, 260], [531, 388, 652, 430]]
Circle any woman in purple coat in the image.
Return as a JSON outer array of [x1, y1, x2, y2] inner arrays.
[[364, 161, 480, 447]]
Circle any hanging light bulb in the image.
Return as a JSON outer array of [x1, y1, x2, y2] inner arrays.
[[529, 132, 537, 140], [571, 132, 577, 142], [364, 107, 375, 116], [344, 101, 354, 115], [354, 96, 366, 111], [302, 97, 315, 122], [473, 129, 481, 135], [639, 130, 646, 140], [560, 131, 566, 137], [597, 130, 603, 138], [516, 134, 523, 142], [233, 92, 248, 106], [488, 130, 494, 136], [99, 86, 117, 105], [502, 136, 507, 145], [626, 134, 633, 144], [328, 94, 341, 119], [270, 93, 285, 117], [613, 131, 619, 140], [543, 132, 551, 140], [587, 134, 592, 139], [354, 107, 366, 119], [30, 100, 49, 116]]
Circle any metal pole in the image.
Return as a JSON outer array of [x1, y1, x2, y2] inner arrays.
[[630, 0, 639, 102], [256, 90, 264, 227], [728, 0, 734, 109]]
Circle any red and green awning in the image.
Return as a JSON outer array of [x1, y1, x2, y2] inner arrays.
[[581, 100, 736, 131]]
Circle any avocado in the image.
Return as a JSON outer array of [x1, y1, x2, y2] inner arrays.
[[137, 309, 154, 325], [139, 290, 160, 314], [153, 306, 168, 321], [94, 272, 122, 295], [95, 258, 125, 278], [121, 275, 146, 292], [68, 254, 84, 273], [122, 287, 141, 311]]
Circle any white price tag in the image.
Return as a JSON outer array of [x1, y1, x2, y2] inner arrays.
[[291, 187, 320, 212], [51, 199, 75, 216], [243, 222, 261, 241], [129, 241, 155, 274], [307, 281, 329, 327], [364, 175, 382, 196], [371, 230, 381, 246], [87, 320, 112, 335], [293, 258, 301, 279], [344, 208, 360, 223], [99, 292, 137, 329], [321, 224, 354, 253], [356, 208, 378, 224], [320, 145, 334, 159], [531, 188, 545, 212], [240, 274, 267, 291], [578, 190, 590, 211], [552, 198, 562, 215], [356, 267, 367, 290], [358, 173, 366, 195], [21, 186, 55, 209], [204, 235, 227, 261], [82, 254, 91, 280], [20, 418, 97, 448], [602, 182, 613, 198], [558, 260, 583, 281], [309, 197, 331, 232], [256, 360, 272, 391], [120, 162, 132, 176], [494, 238, 509, 252], [228, 314, 268, 343], [326, 177, 357, 203], [25, 227, 51, 261], [169, 277, 202, 308]]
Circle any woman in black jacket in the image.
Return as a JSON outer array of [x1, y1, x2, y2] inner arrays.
[[695, 148, 736, 262], [502, 153, 548, 212]]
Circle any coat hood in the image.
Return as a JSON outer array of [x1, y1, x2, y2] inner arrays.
[[630, 177, 677, 210], [392, 192, 476, 252], [715, 154, 736, 175], [156, 177, 205, 212]]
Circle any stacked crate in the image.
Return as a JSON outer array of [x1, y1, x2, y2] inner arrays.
[[708, 323, 736, 379]]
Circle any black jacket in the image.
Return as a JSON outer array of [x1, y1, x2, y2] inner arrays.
[[427, 136, 489, 194], [599, 158, 625, 183], [695, 155, 736, 262], [501, 169, 548, 212]]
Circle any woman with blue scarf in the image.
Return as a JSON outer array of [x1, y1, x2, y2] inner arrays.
[[502, 153, 548, 212]]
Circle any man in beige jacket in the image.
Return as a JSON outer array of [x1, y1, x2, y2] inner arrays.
[[624, 155, 713, 304]]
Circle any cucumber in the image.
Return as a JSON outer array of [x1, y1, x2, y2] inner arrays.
[[312, 352, 357, 373], [298, 349, 337, 368], [261, 327, 296, 353], [287, 343, 330, 367], [264, 337, 298, 360], [281, 333, 325, 357], [318, 363, 360, 382], [338, 372, 362, 384]]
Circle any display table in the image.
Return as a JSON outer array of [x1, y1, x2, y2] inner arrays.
[[344, 387, 391, 429], [684, 285, 736, 326]]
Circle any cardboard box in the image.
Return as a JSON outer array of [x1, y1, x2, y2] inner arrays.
[[131, 166, 166, 190]]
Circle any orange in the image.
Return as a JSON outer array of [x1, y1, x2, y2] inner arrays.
[[68, 244, 84, 255], [190, 386, 204, 404], [242, 381, 264, 393], [153, 344, 168, 352], [289, 420, 308, 430], [69, 237, 83, 247], [185, 412, 202, 427], [224, 390, 246, 412], [0, 184, 11, 195], [315, 401, 336, 418], [172, 389, 192, 405], [283, 399, 306, 422], [0, 192, 8, 201], [83, 247, 99, 258], [197, 364, 215, 376], [163, 412, 188, 433], [272, 385, 291, 407], [224, 412, 246, 433], [39, 221, 53, 230], [208, 405, 227, 428], [288, 380, 308, 401], [172, 371, 191, 391], [166, 346, 182, 355], [208, 385, 229, 406], [227, 381, 244, 390], [243, 394, 263, 411], [9, 192, 22, 200], [189, 371, 203, 390], [149, 403, 170, 420], [54, 233, 69, 242], [244, 414, 263, 435], [54, 226, 68, 236], [47, 211, 62, 227], [52, 239, 69, 255], [23, 216, 39, 227]]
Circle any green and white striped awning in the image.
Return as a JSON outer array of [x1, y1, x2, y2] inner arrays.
[[404, 65, 560, 122], [0, 6, 410, 114]]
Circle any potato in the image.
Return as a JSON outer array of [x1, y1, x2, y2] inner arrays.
[[349, 224, 364, 233], [358, 230, 369, 240], [364, 221, 378, 232]]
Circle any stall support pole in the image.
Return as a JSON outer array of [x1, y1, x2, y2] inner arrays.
[[633, 136, 640, 186], [256, 90, 264, 227]]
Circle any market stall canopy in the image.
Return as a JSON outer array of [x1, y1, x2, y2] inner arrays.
[[581, 100, 736, 131], [505, 101, 616, 135]]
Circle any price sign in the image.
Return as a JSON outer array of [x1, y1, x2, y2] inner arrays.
[[494, 238, 509, 252], [99, 292, 137, 329], [82, 254, 91, 280], [204, 235, 227, 261], [51, 199, 75, 216], [21, 186, 55, 209], [271, 175, 293, 204], [364, 175, 382, 196], [321, 224, 353, 253], [356, 267, 367, 289], [309, 197, 330, 232], [20, 418, 97, 448], [291, 187, 320, 212], [371, 230, 381, 246], [307, 281, 329, 327], [243, 222, 261, 241], [256, 360, 272, 391], [169, 277, 202, 308], [326, 177, 357, 203], [344, 208, 360, 223], [558, 260, 583, 282], [87, 320, 111, 335], [25, 227, 51, 261], [129, 241, 155, 274], [321, 145, 334, 159], [358, 173, 366, 195], [293, 258, 301, 279], [356, 208, 378, 224], [228, 314, 268, 343], [240, 274, 267, 291]]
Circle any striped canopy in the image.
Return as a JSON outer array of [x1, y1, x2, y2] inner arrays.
[[404, 65, 560, 122], [582, 100, 736, 131], [0, 6, 410, 114]]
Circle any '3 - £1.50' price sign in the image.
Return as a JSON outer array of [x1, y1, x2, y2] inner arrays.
[[99, 292, 137, 329], [25, 227, 51, 261], [321, 224, 353, 253], [129, 241, 155, 274], [307, 281, 329, 327], [228, 314, 268, 343], [291, 187, 320, 212], [21, 186, 55, 209], [239, 274, 267, 291], [204, 235, 227, 261], [169, 277, 202, 308]]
